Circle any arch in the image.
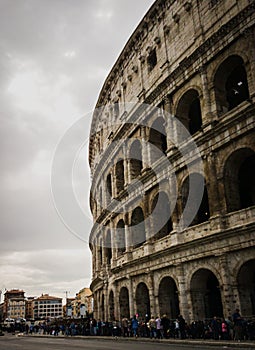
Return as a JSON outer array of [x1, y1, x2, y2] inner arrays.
[[237, 259, 255, 316], [106, 173, 112, 202], [116, 219, 126, 254], [129, 139, 143, 179], [104, 230, 112, 264], [180, 173, 210, 227], [116, 160, 124, 195], [151, 191, 173, 240], [109, 290, 115, 321], [190, 268, 223, 320], [135, 282, 150, 319], [214, 55, 249, 113], [175, 89, 202, 138], [101, 293, 105, 321], [158, 276, 180, 319], [119, 287, 130, 319], [131, 207, 146, 248], [224, 148, 255, 212], [149, 117, 167, 163]]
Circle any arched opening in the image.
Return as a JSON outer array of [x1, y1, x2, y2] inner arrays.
[[119, 287, 130, 319], [214, 55, 249, 113], [237, 259, 255, 317], [109, 290, 115, 321], [158, 277, 180, 319], [104, 230, 112, 264], [106, 173, 112, 202], [190, 268, 223, 320], [151, 191, 173, 240], [116, 219, 126, 254], [131, 207, 146, 248], [149, 117, 167, 163], [130, 140, 143, 180], [116, 160, 124, 195], [224, 148, 255, 212], [180, 173, 210, 227], [176, 89, 202, 139], [101, 293, 105, 321], [135, 282, 150, 319]]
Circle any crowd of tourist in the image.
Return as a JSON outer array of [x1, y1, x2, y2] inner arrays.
[[21, 309, 255, 341]]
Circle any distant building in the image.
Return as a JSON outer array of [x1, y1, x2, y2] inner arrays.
[[25, 296, 35, 320], [33, 294, 62, 320], [3, 289, 26, 320], [0, 303, 4, 321], [72, 288, 93, 318]]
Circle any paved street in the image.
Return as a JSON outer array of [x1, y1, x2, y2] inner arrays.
[[0, 335, 255, 350]]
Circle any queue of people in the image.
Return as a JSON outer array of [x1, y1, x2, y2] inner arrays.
[[6, 308, 255, 341]]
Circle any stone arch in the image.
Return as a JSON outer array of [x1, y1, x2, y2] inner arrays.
[[116, 219, 126, 254], [224, 148, 255, 212], [237, 259, 255, 317], [214, 55, 250, 114], [109, 290, 115, 321], [158, 276, 180, 319], [149, 117, 167, 163], [175, 88, 202, 138], [180, 172, 210, 227], [131, 207, 146, 248], [129, 139, 143, 180], [150, 191, 173, 240], [135, 282, 150, 319], [119, 287, 130, 319], [116, 159, 124, 195], [190, 268, 223, 320]]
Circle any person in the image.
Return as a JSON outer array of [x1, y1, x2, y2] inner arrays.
[[161, 314, 170, 338], [131, 315, 139, 338], [232, 309, 243, 341], [155, 316, 162, 339], [211, 316, 220, 340], [121, 317, 129, 337], [148, 315, 156, 339], [178, 315, 186, 339], [221, 318, 229, 340]]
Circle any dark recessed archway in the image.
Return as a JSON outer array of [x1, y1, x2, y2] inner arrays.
[[214, 55, 249, 113], [119, 287, 130, 319], [158, 277, 180, 319], [131, 207, 146, 248], [237, 259, 255, 317], [190, 268, 223, 320], [135, 282, 150, 319], [224, 148, 255, 212]]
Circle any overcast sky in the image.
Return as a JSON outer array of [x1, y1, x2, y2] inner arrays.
[[0, 0, 155, 303]]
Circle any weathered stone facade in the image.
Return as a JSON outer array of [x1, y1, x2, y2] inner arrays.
[[89, 0, 255, 323]]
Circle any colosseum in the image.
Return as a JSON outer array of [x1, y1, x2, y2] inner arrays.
[[89, 0, 255, 324]]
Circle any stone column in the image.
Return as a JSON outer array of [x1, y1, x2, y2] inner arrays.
[[124, 212, 132, 256], [176, 265, 190, 322], [141, 125, 151, 170], [205, 152, 222, 217], [128, 278, 135, 318], [124, 146, 131, 186], [148, 272, 156, 317], [199, 66, 213, 125], [110, 221, 118, 262], [114, 283, 120, 321], [219, 255, 236, 318], [163, 96, 177, 151]]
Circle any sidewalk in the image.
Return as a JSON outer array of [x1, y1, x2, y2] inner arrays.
[[17, 333, 255, 348]]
